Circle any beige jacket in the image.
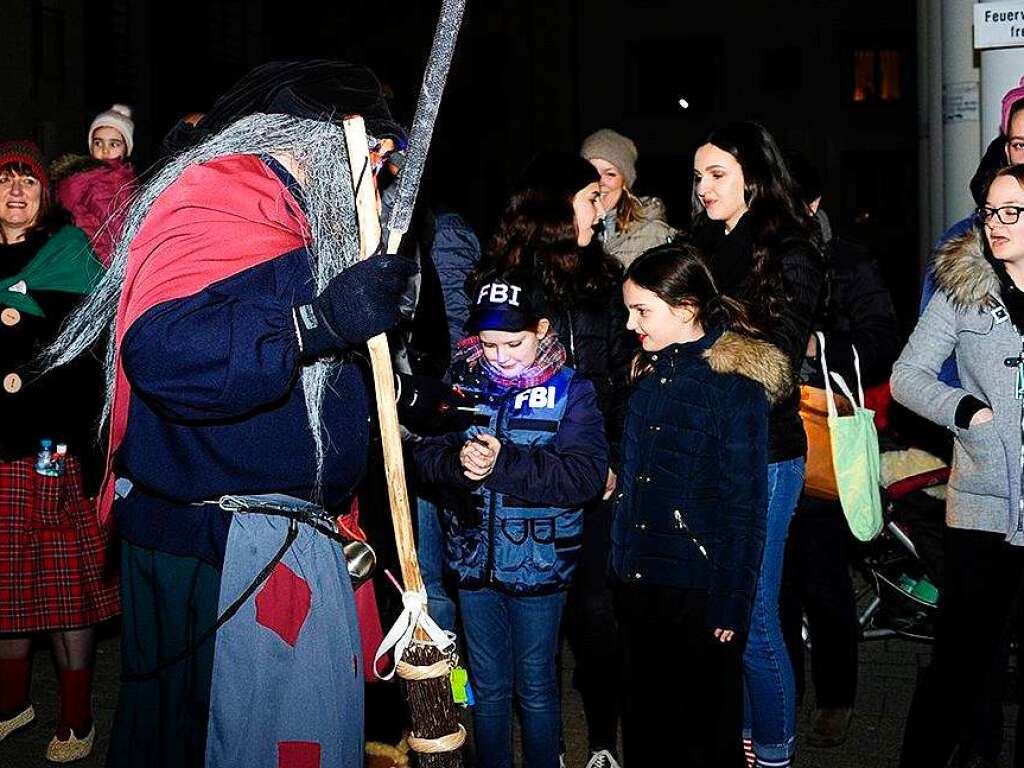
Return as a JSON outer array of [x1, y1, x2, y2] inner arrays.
[[601, 196, 676, 267]]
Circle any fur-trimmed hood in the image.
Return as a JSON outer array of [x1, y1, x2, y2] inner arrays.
[[49, 153, 107, 184], [931, 226, 1002, 312], [703, 330, 792, 406]]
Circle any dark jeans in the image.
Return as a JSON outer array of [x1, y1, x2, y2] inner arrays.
[[460, 588, 566, 768], [743, 458, 803, 764], [900, 527, 1024, 767], [617, 583, 746, 768], [780, 495, 859, 709], [564, 498, 621, 754]]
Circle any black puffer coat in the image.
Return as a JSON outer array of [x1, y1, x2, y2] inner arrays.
[[611, 327, 791, 632], [548, 283, 635, 469], [694, 217, 824, 463]]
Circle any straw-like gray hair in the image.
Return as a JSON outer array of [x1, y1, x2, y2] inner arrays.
[[45, 112, 364, 500]]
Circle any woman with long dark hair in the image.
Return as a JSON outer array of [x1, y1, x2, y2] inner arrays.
[[692, 122, 824, 768], [471, 152, 635, 768], [613, 243, 788, 766]]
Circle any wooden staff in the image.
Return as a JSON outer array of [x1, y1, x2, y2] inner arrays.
[[340, 118, 423, 598], [342, 116, 464, 767]]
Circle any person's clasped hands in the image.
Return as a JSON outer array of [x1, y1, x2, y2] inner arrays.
[[459, 433, 501, 481]]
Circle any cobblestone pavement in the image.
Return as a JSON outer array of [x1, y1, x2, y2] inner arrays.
[[0, 624, 1018, 767]]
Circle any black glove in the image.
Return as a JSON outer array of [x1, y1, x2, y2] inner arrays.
[[396, 372, 478, 435], [293, 254, 418, 360]]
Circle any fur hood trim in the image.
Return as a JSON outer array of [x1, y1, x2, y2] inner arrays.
[[932, 227, 1001, 311], [49, 153, 107, 183], [703, 330, 792, 405]]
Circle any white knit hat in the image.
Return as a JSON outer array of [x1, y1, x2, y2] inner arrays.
[[89, 104, 135, 157]]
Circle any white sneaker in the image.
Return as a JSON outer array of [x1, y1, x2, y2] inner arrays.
[[585, 749, 621, 768]]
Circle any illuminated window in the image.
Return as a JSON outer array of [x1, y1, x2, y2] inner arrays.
[[879, 50, 902, 101], [852, 49, 903, 104]]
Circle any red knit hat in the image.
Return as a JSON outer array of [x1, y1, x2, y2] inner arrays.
[[0, 140, 48, 186]]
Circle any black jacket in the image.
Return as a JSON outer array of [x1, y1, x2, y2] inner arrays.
[[610, 327, 790, 633], [694, 217, 824, 463], [804, 234, 899, 389], [0, 233, 104, 493], [548, 283, 635, 469]]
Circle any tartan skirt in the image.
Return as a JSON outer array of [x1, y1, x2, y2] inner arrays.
[[0, 456, 120, 633]]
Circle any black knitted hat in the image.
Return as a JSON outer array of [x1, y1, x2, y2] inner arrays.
[[516, 152, 600, 202], [161, 60, 405, 156]]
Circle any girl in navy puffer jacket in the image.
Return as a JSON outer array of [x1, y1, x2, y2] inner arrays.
[[413, 271, 607, 768], [613, 244, 790, 767]]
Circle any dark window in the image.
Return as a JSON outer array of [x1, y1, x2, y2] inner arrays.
[[32, 5, 65, 95], [841, 148, 910, 229], [762, 45, 802, 92]]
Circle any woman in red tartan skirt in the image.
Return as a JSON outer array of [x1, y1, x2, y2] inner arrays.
[[0, 141, 118, 763]]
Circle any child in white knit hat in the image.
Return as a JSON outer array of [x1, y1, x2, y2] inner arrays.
[[88, 104, 134, 161], [50, 104, 138, 265]]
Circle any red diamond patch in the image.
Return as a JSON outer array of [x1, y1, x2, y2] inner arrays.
[[255, 562, 311, 647]]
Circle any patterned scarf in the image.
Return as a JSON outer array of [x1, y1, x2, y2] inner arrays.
[[454, 332, 567, 390]]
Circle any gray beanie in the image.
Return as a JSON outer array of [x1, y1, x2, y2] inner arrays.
[[580, 128, 638, 188]]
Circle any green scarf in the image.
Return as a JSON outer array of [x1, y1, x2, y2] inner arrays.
[[1, 226, 103, 317]]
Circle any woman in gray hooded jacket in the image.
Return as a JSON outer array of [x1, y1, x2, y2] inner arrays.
[[580, 129, 676, 267], [893, 165, 1024, 767]]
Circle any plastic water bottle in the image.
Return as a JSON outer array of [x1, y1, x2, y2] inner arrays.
[[53, 443, 67, 477], [34, 439, 59, 477]]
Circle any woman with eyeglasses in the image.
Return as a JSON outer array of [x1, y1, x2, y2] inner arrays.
[[893, 165, 1024, 767]]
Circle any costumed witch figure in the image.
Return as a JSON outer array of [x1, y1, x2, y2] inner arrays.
[[45, 61, 419, 768]]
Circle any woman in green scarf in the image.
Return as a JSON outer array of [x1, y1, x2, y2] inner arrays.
[[0, 140, 117, 763]]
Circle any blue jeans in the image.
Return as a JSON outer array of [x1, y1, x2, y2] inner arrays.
[[459, 588, 566, 768], [743, 457, 804, 764], [417, 497, 456, 633]]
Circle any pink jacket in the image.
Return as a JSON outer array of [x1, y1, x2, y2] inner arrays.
[[54, 157, 137, 266]]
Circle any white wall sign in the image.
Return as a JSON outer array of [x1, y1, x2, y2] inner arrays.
[[944, 81, 981, 123], [975, 2, 1024, 49]]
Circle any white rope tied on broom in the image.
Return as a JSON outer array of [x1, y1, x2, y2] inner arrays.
[[396, 656, 450, 681], [374, 589, 454, 681], [407, 724, 468, 754]]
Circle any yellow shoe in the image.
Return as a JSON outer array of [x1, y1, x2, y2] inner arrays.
[[0, 705, 34, 742], [45, 724, 95, 763]]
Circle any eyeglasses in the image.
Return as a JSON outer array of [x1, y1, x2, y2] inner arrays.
[[975, 205, 1024, 226]]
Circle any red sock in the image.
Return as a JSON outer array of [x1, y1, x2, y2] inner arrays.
[[0, 658, 31, 716], [56, 668, 93, 739]]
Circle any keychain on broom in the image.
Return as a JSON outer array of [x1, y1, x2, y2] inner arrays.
[[340, 1, 469, 765]]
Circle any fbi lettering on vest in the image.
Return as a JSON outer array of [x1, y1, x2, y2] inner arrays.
[[514, 385, 557, 410]]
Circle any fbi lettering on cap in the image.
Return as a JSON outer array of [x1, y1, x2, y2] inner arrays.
[[477, 282, 522, 306]]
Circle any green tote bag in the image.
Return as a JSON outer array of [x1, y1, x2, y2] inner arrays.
[[817, 332, 883, 542]]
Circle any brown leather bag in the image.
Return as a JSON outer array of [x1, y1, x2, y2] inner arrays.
[[798, 384, 852, 500]]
